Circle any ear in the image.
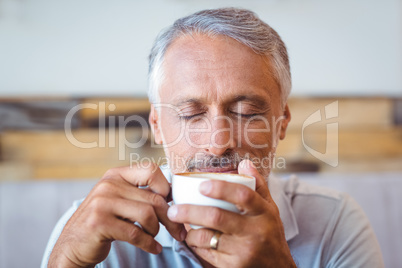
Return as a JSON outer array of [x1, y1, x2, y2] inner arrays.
[[149, 104, 163, 145], [279, 103, 291, 140]]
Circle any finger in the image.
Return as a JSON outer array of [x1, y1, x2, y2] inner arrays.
[[143, 193, 186, 242], [199, 180, 266, 215], [168, 204, 244, 234], [238, 159, 271, 201], [104, 217, 162, 254], [108, 198, 160, 237], [98, 171, 186, 242], [186, 228, 230, 254], [104, 164, 170, 197], [127, 188, 186, 242], [109, 185, 186, 242]]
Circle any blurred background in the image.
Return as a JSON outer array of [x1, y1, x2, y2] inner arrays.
[[0, 0, 401, 267]]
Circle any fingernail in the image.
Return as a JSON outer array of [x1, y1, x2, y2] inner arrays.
[[180, 227, 187, 241], [167, 206, 178, 219], [250, 161, 257, 169], [250, 160, 256, 168], [199, 181, 212, 194]]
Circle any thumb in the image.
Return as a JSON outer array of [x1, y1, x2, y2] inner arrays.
[[238, 159, 270, 200]]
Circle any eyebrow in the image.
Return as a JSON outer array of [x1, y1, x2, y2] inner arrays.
[[229, 95, 270, 110], [173, 94, 271, 110], [174, 98, 203, 107]]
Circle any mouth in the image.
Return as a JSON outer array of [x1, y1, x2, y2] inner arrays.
[[194, 168, 238, 174]]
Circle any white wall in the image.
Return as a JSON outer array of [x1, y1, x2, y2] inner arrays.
[[0, 0, 401, 97]]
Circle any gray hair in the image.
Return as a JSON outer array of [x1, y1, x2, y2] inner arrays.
[[148, 7, 291, 107]]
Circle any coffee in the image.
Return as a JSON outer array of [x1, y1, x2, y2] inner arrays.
[[175, 172, 254, 182]]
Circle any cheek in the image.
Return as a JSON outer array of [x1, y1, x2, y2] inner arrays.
[[159, 116, 198, 160], [240, 121, 274, 149], [159, 114, 184, 145], [164, 117, 213, 148]]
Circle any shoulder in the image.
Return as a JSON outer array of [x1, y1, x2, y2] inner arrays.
[[281, 175, 369, 233], [281, 175, 374, 233], [279, 175, 348, 225], [280, 175, 384, 267], [280, 175, 356, 216]]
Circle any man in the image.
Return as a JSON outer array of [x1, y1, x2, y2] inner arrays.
[[42, 8, 384, 267]]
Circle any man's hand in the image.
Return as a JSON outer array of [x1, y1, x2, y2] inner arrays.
[[48, 164, 186, 268], [167, 160, 296, 268]]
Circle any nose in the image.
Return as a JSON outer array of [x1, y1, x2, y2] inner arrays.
[[205, 115, 236, 156]]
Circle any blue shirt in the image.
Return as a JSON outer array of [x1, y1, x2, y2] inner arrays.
[[41, 167, 384, 267]]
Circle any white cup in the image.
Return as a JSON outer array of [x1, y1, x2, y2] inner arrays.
[[172, 172, 256, 228]]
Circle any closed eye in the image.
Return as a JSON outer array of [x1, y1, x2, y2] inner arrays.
[[179, 113, 205, 120], [230, 112, 262, 119]]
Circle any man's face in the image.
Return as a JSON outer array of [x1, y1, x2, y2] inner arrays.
[[150, 34, 290, 178]]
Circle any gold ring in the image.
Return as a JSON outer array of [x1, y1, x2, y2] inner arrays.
[[209, 231, 222, 250]]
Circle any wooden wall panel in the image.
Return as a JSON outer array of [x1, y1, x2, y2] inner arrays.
[[0, 97, 400, 180]]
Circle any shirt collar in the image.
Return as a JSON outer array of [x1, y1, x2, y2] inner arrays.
[[268, 174, 299, 241]]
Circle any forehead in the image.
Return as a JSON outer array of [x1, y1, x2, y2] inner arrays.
[[160, 34, 279, 105]]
